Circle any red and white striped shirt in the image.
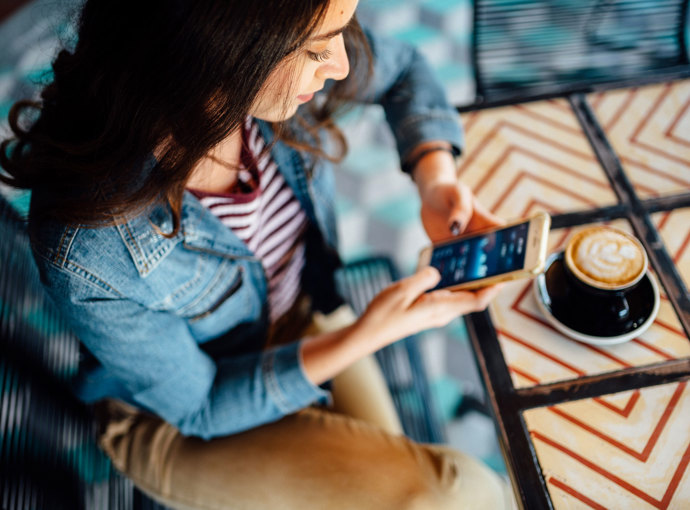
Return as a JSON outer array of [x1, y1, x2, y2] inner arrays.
[[190, 118, 308, 323]]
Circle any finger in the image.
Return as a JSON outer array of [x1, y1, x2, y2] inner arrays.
[[398, 266, 441, 305], [473, 195, 504, 224], [427, 282, 503, 313], [471, 283, 504, 309], [466, 195, 505, 232], [449, 184, 473, 235], [411, 289, 486, 327]]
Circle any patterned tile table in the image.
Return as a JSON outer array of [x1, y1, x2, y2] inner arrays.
[[524, 381, 690, 509], [461, 82, 690, 509], [459, 99, 618, 219], [588, 80, 690, 199], [653, 208, 690, 293]]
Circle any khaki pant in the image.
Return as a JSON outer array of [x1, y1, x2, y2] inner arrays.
[[97, 306, 515, 510]]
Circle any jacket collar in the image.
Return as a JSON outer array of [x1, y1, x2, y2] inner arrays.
[[180, 192, 254, 258], [118, 120, 318, 276], [118, 193, 253, 277]]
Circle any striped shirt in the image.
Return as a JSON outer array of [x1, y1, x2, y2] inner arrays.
[[190, 118, 308, 323]]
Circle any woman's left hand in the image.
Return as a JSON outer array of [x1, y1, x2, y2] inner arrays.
[[410, 141, 504, 241], [420, 181, 504, 242]]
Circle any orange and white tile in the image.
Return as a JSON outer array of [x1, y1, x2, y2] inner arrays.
[[458, 99, 618, 220], [523, 381, 690, 509], [653, 208, 690, 292], [588, 80, 690, 198]]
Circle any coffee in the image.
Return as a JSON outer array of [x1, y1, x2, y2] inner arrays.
[[565, 226, 647, 290]]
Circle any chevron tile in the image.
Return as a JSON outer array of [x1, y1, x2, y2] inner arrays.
[[588, 80, 690, 198], [653, 208, 690, 293], [490, 219, 690, 390], [524, 381, 690, 509], [458, 99, 618, 220]]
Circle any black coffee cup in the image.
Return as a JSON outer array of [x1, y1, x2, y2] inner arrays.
[[563, 226, 648, 323]]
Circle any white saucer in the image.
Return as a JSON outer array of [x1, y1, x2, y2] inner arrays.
[[533, 256, 660, 346]]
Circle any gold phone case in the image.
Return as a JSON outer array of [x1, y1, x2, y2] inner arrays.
[[422, 212, 551, 291]]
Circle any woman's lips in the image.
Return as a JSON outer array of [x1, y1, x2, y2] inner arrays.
[[297, 92, 315, 102]]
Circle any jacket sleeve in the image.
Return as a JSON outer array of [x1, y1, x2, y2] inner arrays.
[[39, 258, 329, 440], [358, 28, 465, 170]]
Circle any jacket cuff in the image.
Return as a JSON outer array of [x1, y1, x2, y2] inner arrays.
[[261, 341, 330, 414], [395, 111, 465, 174]]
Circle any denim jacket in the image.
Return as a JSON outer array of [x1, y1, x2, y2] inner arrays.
[[30, 29, 464, 439]]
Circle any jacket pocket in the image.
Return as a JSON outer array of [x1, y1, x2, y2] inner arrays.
[[188, 266, 244, 322]]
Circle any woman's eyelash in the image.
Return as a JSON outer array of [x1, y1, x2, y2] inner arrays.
[[307, 49, 332, 63]]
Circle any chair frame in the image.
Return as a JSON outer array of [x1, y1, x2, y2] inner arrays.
[[465, 0, 690, 111]]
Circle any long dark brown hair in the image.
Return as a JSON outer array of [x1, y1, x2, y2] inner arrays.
[[0, 0, 372, 234]]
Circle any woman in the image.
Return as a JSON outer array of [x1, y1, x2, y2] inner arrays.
[[1, 0, 513, 508]]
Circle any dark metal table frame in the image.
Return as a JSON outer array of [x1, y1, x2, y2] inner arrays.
[[457, 70, 690, 509]]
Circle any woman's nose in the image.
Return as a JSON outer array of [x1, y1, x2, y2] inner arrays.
[[317, 34, 350, 81]]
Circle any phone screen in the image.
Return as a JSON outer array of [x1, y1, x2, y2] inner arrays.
[[430, 222, 529, 289]]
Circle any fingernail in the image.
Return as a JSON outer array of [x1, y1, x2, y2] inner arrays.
[[450, 221, 461, 236]]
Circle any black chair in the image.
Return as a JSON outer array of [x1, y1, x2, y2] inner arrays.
[[0, 195, 443, 510], [0, 196, 155, 510], [471, 0, 690, 107]]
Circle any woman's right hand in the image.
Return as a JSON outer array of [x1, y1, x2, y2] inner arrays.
[[353, 266, 502, 350], [301, 267, 502, 385]]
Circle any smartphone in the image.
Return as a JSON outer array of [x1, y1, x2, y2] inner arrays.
[[418, 212, 551, 291]]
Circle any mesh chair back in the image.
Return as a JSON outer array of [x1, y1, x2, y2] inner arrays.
[[0, 197, 169, 510], [473, 0, 690, 105]]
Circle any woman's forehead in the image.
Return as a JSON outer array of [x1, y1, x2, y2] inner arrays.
[[310, 0, 358, 41]]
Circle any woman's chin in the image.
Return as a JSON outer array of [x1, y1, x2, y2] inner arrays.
[[250, 102, 301, 122]]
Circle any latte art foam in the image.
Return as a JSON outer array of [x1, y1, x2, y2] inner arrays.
[[566, 227, 646, 289]]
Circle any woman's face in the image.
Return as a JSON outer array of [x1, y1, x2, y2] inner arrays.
[[250, 0, 359, 122]]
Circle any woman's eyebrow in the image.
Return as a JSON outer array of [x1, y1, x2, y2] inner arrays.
[[310, 17, 353, 42]]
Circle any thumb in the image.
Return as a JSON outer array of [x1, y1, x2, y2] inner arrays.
[[400, 266, 441, 305], [466, 195, 505, 231]]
